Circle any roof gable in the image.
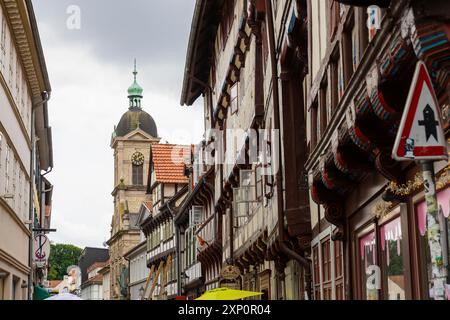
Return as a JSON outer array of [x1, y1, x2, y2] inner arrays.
[[150, 144, 190, 184]]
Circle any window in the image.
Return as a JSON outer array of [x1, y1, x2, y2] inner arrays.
[[261, 21, 269, 70], [313, 245, 320, 300], [380, 216, 405, 300], [342, 19, 354, 88], [329, 49, 340, 115], [359, 230, 378, 300], [132, 164, 143, 185], [321, 239, 332, 299], [334, 241, 344, 300], [329, 1, 340, 41], [240, 68, 245, 105], [313, 235, 346, 300], [310, 100, 318, 150], [255, 164, 263, 201], [367, 5, 381, 41], [351, 22, 360, 72], [5, 145, 10, 194], [356, 207, 406, 300], [337, 53, 344, 100], [220, 0, 235, 49], [230, 82, 239, 114], [319, 79, 328, 136]]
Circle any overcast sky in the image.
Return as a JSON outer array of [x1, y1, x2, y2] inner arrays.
[[32, 0, 203, 249]]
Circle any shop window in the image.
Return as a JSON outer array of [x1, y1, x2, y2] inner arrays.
[[359, 230, 378, 300], [416, 187, 450, 300], [357, 208, 407, 300], [380, 216, 405, 300]]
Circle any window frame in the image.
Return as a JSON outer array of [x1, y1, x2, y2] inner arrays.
[[132, 164, 143, 185], [230, 82, 239, 114]]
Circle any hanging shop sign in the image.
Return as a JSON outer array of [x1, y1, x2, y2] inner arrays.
[[33, 233, 50, 268], [393, 61, 448, 161], [221, 264, 241, 280]]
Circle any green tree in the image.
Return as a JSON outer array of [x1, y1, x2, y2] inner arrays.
[[47, 244, 82, 280]]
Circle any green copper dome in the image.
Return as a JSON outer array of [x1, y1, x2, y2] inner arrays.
[[128, 61, 143, 97], [113, 59, 158, 138]]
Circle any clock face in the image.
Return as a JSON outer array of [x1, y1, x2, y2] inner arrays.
[[131, 152, 145, 166]]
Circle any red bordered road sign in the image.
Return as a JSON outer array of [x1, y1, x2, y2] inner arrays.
[[392, 61, 448, 161]]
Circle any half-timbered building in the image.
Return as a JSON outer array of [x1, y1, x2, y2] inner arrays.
[[306, 0, 450, 300], [140, 143, 189, 300]]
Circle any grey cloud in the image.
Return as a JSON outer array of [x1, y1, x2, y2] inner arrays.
[[33, 0, 196, 96]]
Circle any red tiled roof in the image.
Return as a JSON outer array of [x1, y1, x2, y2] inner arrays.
[[151, 144, 190, 184]]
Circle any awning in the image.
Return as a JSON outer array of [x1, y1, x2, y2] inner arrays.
[[33, 285, 50, 300]]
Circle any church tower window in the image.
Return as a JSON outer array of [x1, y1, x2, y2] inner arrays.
[[132, 164, 143, 185]]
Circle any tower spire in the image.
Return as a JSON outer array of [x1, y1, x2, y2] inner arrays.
[[127, 59, 143, 109], [133, 58, 137, 82]]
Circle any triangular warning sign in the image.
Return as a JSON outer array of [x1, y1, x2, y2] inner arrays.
[[392, 61, 448, 161]]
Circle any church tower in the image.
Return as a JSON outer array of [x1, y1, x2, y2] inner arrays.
[[107, 61, 159, 300]]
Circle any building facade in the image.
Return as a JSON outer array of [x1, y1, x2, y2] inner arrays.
[[80, 261, 108, 300], [174, 144, 220, 299], [98, 264, 110, 300], [107, 64, 160, 300], [181, 0, 312, 300], [0, 0, 53, 300], [306, 0, 450, 300], [180, 0, 450, 300], [124, 216, 149, 301], [140, 143, 189, 300]]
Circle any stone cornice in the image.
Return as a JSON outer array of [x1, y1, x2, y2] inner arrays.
[[0, 248, 31, 275], [3, 0, 48, 98]]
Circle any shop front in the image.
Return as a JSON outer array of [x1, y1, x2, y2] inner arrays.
[[348, 167, 449, 300]]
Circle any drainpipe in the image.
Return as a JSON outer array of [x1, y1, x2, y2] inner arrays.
[[28, 91, 50, 300], [264, 0, 312, 299]]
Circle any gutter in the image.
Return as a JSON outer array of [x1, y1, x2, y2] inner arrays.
[[25, 0, 53, 171], [265, 0, 312, 299], [28, 91, 50, 300]]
